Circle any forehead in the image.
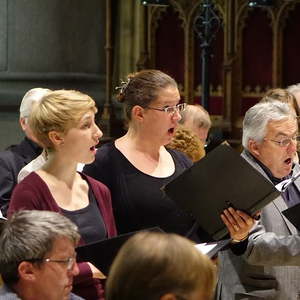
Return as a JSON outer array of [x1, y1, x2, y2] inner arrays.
[[49, 237, 75, 256], [152, 86, 180, 105], [266, 118, 298, 136]]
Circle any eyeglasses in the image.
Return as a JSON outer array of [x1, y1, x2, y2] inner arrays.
[[264, 135, 300, 147], [26, 256, 76, 271], [44, 257, 76, 271], [146, 103, 187, 114]]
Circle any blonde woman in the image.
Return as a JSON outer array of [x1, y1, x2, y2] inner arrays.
[[8, 90, 117, 300]]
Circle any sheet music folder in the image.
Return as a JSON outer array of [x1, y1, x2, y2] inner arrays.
[[76, 227, 163, 275], [282, 204, 300, 231], [163, 144, 280, 241]]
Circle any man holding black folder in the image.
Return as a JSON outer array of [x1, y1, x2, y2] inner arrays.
[[217, 101, 300, 300]]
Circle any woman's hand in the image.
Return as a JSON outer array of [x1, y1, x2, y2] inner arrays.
[[87, 262, 106, 279], [221, 207, 256, 242]]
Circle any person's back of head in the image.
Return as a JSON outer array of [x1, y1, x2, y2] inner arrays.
[[260, 88, 300, 116], [106, 231, 216, 300], [287, 83, 300, 110], [179, 105, 211, 144], [19, 88, 52, 142], [167, 126, 205, 162], [0, 210, 80, 288]]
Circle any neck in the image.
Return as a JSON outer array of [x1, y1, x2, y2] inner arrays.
[[42, 151, 78, 187], [12, 282, 44, 300], [121, 127, 162, 156]]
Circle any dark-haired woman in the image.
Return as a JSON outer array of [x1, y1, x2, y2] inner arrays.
[[84, 69, 253, 243]]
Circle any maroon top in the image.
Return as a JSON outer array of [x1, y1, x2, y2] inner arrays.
[[8, 171, 117, 300]]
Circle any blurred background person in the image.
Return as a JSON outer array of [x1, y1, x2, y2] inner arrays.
[[179, 104, 211, 146], [287, 83, 300, 113], [0, 210, 83, 300], [167, 126, 205, 162], [8, 90, 117, 300], [0, 88, 50, 216], [106, 231, 217, 300], [261, 88, 300, 116]]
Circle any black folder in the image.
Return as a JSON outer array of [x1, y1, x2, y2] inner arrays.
[[163, 144, 280, 241], [76, 227, 163, 275], [282, 204, 300, 230]]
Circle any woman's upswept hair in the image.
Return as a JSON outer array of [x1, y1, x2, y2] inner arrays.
[[106, 231, 216, 300], [29, 89, 97, 149], [115, 69, 178, 121]]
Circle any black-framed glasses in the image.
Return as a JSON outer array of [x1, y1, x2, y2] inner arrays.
[[146, 103, 187, 114], [264, 135, 300, 147], [26, 256, 76, 271]]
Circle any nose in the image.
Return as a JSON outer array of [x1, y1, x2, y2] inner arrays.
[[287, 139, 297, 154], [94, 123, 103, 140], [70, 262, 80, 276], [172, 109, 182, 122]]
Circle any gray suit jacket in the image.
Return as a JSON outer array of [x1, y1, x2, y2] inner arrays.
[[216, 151, 300, 300]]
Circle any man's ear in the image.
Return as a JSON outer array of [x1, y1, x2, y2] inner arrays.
[[160, 293, 177, 300], [18, 261, 38, 282], [131, 105, 145, 122], [48, 131, 64, 148], [248, 139, 261, 158], [19, 118, 27, 131]]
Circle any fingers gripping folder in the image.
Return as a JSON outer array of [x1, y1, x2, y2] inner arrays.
[[162, 144, 280, 241]]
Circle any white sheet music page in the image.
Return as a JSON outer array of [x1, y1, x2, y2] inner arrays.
[[194, 242, 218, 255]]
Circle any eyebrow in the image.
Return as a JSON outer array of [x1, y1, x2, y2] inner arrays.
[[274, 130, 298, 138]]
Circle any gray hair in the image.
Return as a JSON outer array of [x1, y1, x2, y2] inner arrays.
[[19, 88, 51, 119], [242, 101, 296, 149], [179, 104, 211, 129], [0, 210, 80, 285], [287, 83, 300, 95]]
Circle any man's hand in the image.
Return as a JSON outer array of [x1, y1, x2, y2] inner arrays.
[[221, 207, 255, 242]]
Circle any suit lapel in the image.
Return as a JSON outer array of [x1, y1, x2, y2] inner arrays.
[[241, 150, 299, 234]]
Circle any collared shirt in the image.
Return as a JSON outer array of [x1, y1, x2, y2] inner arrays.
[[0, 284, 84, 300], [244, 150, 300, 208]]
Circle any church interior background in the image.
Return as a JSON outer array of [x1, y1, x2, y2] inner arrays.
[[0, 0, 300, 150]]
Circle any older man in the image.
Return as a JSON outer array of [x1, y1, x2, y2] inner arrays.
[[0, 210, 83, 300], [0, 88, 50, 216], [217, 101, 300, 300], [179, 104, 211, 144]]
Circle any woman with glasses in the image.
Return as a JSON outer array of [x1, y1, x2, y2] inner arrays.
[[83, 69, 253, 244], [8, 90, 117, 300]]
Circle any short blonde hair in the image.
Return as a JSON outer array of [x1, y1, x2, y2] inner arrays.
[[29, 89, 97, 149], [167, 126, 205, 162], [106, 232, 216, 300]]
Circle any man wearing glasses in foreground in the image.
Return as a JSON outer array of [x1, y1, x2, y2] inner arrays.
[[217, 101, 300, 300], [0, 210, 83, 300]]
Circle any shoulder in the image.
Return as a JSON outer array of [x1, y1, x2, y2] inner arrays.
[[0, 285, 20, 299], [83, 142, 118, 180], [96, 142, 116, 160], [167, 148, 193, 168], [70, 293, 84, 300], [11, 173, 44, 201], [80, 172, 108, 190]]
